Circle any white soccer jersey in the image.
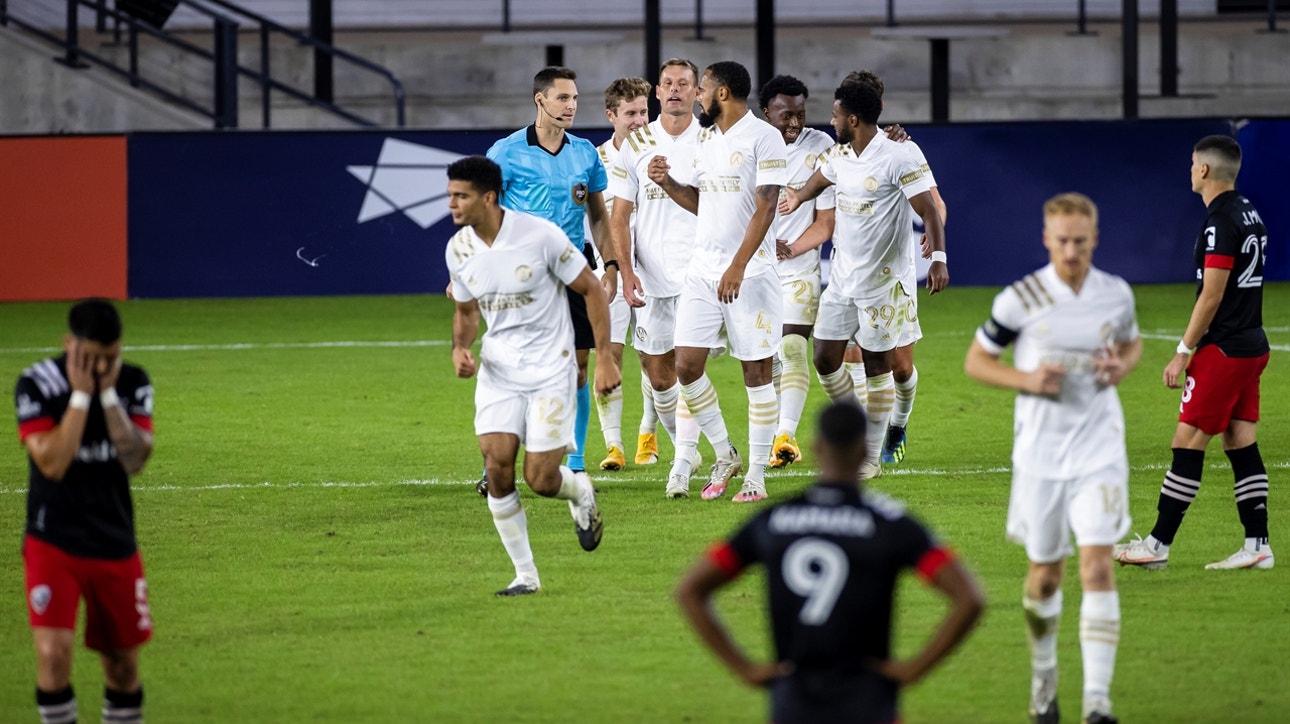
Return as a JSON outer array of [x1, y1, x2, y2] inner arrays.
[[608, 119, 701, 297], [775, 126, 836, 279], [445, 210, 587, 392], [821, 135, 933, 298], [673, 112, 789, 281], [975, 264, 1140, 476]]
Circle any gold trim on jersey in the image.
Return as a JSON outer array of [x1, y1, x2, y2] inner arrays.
[[1027, 272, 1056, 306], [448, 229, 478, 264]]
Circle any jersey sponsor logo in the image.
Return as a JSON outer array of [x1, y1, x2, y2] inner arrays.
[[769, 505, 876, 537], [898, 169, 925, 186], [699, 177, 743, 193], [77, 440, 117, 463], [16, 393, 42, 421], [29, 584, 51, 616], [729, 151, 746, 168], [347, 138, 465, 230], [515, 265, 533, 282], [478, 292, 536, 311], [757, 159, 786, 170], [836, 195, 875, 216], [863, 176, 879, 192], [572, 182, 589, 206]]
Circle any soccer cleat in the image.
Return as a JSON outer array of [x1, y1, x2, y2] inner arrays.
[[701, 447, 743, 500], [1083, 711, 1118, 724], [1114, 535, 1168, 570], [476, 475, 489, 497], [860, 462, 882, 480], [600, 445, 626, 471], [569, 475, 603, 552], [665, 473, 690, 499], [495, 575, 541, 597], [1205, 546, 1274, 570], [1029, 668, 1058, 724], [635, 433, 659, 465], [880, 425, 907, 465], [732, 479, 767, 503], [770, 433, 801, 468]]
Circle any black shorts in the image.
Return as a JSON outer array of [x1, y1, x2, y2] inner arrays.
[[566, 286, 594, 351], [770, 672, 899, 724]]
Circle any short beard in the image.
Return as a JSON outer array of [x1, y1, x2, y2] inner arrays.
[[698, 100, 722, 128], [836, 126, 853, 145]]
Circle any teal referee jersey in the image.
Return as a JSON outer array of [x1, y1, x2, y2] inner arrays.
[[486, 126, 608, 250]]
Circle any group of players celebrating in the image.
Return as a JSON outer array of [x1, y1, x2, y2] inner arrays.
[[16, 56, 1271, 724]]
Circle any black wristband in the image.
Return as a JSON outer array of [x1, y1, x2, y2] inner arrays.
[[603, 259, 619, 271]]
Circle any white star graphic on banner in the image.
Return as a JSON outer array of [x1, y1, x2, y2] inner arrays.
[[347, 139, 466, 229]]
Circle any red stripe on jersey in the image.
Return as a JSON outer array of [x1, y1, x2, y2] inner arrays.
[[131, 415, 154, 433], [915, 546, 953, 582], [1204, 254, 1235, 270], [18, 417, 55, 442], [707, 542, 745, 578]]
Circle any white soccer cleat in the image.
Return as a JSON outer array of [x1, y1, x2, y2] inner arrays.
[[495, 575, 541, 597], [732, 479, 767, 503], [701, 447, 742, 500], [1114, 536, 1168, 570], [1205, 546, 1274, 570], [860, 462, 882, 480], [665, 473, 690, 499], [1029, 667, 1059, 724]]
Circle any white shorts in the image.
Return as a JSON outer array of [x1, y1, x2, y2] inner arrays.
[[780, 269, 821, 327], [815, 283, 917, 354], [632, 294, 677, 356], [609, 291, 631, 346], [474, 365, 577, 454], [675, 272, 781, 361], [1006, 462, 1132, 563]]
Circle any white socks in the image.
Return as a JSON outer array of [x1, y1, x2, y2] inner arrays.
[[596, 383, 623, 450], [891, 366, 918, 428], [1080, 590, 1120, 714], [1023, 590, 1062, 671], [488, 491, 537, 582], [776, 334, 810, 437], [747, 382, 777, 482], [864, 372, 895, 468]]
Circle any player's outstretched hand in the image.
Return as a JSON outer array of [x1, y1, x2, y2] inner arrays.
[[1026, 363, 1065, 398], [735, 659, 793, 689], [926, 261, 949, 295], [717, 263, 746, 304], [778, 187, 802, 216], [1163, 353, 1188, 389], [452, 346, 477, 379], [594, 360, 622, 398], [66, 339, 97, 393], [621, 269, 647, 308]]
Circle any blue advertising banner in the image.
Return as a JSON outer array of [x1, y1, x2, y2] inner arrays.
[[128, 118, 1281, 299]]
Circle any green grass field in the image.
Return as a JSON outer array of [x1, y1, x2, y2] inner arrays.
[[1, 285, 1286, 723]]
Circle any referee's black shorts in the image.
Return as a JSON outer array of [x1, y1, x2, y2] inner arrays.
[[567, 243, 597, 350]]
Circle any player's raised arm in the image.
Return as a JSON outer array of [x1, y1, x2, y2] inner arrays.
[[20, 340, 95, 482], [97, 357, 153, 475], [779, 169, 831, 216]]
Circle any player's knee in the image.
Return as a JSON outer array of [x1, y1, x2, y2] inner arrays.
[[525, 467, 562, 496], [675, 359, 704, 385], [34, 638, 73, 683], [101, 650, 140, 692]]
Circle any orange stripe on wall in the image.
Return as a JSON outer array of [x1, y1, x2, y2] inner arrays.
[[0, 136, 128, 301]]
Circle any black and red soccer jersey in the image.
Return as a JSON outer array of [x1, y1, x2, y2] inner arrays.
[[1194, 189, 1269, 357], [14, 355, 154, 559], [708, 483, 952, 724]]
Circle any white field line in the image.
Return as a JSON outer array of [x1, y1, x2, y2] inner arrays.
[[0, 340, 453, 355], [1140, 332, 1290, 352], [2, 460, 1287, 496]]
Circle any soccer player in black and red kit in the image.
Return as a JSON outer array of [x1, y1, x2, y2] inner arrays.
[[677, 401, 983, 724], [15, 299, 155, 724], [1116, 134, 1275, 571]]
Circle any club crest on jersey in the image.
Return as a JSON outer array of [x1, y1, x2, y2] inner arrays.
[[29, 584, 51, 615], [515, 265, 533, 282], [1205, 226, 1217, 250], [806, 153, 819, 170], [636, 327, 648, 343], [863, 176, 879, 192], [729, 151, 746, 168], [572, 182, 589, 206]]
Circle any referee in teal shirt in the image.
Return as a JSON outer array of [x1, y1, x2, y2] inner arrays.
[[486, 66, 619, 479]]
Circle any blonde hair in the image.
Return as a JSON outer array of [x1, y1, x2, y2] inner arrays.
[[1043, 192, 1099, 229], [604, 77, 651, 112]]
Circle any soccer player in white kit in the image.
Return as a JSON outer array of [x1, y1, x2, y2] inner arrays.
[[445, 156, 621, 596], [756, 74, 837, 470], [781, 81, 946, 479], [611, 58, 707, 498], [652, 60, 789, 503], [965, 193, 1141, 724], [590, 77, 652, 472]]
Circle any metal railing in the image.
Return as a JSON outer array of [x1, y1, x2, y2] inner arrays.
[[0, 0, 406, 129]]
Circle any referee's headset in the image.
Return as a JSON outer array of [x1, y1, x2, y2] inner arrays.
[[536, 96, 565, 126]]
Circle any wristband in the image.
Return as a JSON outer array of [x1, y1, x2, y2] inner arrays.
[[100, 388, 121, 408], [930, 250, 947, 264], [69, 391, 91, 410], [1176, 340, 1192, 356], [603, 259, 619, 271]]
